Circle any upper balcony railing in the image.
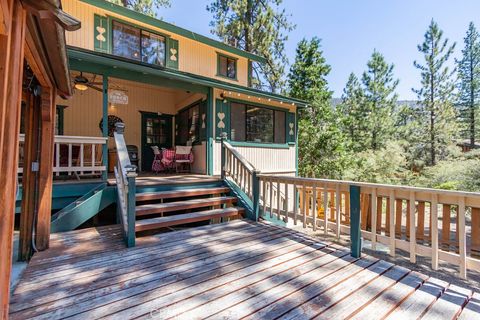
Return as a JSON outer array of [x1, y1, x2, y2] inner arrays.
[[18, 134, 108, 178]]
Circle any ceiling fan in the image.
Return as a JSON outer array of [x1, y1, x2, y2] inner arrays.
[[73, 72, 103, 92]]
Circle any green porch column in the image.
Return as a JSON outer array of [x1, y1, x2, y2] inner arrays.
[[350, 185, 361, 258], [102, 75, 109, 180], [206, 87, 214, 176]]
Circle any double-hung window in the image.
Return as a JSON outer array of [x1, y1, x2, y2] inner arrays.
[[218, 54, 237, 79], [112, 21, 166, 67], [230, 103, 286, 144]]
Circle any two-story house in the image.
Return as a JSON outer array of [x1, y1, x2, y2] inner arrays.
[[58, 0, 306, 176]]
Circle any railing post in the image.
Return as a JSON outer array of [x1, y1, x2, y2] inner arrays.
[[252, 170, 261, 221], [126, 166, 137, 248], [220, 132, 227, 180], [350, 185, 361, 258]]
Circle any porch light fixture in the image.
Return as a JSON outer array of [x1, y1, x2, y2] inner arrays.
[[73, 73, 89, 91]]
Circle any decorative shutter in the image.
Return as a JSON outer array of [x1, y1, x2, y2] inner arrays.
[[166, 38, 179, 69], [287, 112, 296, 144], [94, 14, 109, 53], [215, 99, 230, 139], [199, 100, 207, 141]]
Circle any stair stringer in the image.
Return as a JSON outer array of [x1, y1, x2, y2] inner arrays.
[[50, 183, 116, 233]]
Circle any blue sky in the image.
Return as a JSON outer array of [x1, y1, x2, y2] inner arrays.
[[159, 0, 480, 99]]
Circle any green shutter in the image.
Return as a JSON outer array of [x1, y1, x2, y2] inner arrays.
[[215, 99, 230, 139], [94, 14, 109, 53], [166, 38, 179, 69], [287, 112, 296, 144], [199, 100, 207, 141]]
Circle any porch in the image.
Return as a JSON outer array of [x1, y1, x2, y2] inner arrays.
[[9, 220, 480, 319]]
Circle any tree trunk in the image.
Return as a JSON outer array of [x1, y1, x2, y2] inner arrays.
[[470, 56, 475, 146]]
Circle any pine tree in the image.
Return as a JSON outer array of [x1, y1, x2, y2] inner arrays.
[[108, 0, 170, 17], [208, 0, 294, 92], [456, 22, 480, 146], [412, 20, 458, 166], [337, 73, 368, 151], [288, 38, 348, 178], [361, 50, 399, 150]]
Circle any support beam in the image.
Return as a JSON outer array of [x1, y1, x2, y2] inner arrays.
[[19, 90, 39, 261], [102, 75, 108, 180], [0, 1, 26, 317], [206, 87, 214, 175], [36, 87, 55, 250]]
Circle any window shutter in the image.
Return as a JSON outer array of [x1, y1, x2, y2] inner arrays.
[[166, 38, 179, 69], [287, 112, 296, 144], [199, 100, 207, 141], [215, 99, 230, 139], [94, 14, 109, 53]]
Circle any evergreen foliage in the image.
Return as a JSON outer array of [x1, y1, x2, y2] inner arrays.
[[207, 0, 294, 92], [412, 20, 458, 166], [107, 0, 171, 17], [288, 38, 349, 178], [456, 22, 480, 146]]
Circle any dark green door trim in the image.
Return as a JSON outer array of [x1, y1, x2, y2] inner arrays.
[[140, 112, 173, 172]]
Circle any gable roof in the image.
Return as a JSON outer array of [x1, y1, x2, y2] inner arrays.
[[79, 0, 267, 64]]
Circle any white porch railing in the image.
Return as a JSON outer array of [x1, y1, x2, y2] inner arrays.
[[18, 134, 108, 177]]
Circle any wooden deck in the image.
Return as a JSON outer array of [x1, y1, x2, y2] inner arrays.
[[9, 220, 480, 319], [108, 173, 220, 186]]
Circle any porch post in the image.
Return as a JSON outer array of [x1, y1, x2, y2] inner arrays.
[[102, 75, 108, 180], [0, 1, 26, 316], [36, 87, 56, 251], [19, 88, 39, 260], [350, 185, 362, 258], [206, 87, 214, 176]]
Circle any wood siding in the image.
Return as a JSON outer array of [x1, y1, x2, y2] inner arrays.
[[213, 141, 296, 175], [62, 0, 249, 86]]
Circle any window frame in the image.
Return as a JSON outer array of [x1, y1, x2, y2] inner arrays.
[[216, 52, 238, 80], [111, 19, 167, 67], [229, 101, 287, 145], [176, 100, 203, 145]]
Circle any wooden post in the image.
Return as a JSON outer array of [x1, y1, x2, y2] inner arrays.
[[19, 90, 39, 260], [389, 190, 395, 257], [251, 170, 260, 221], [472, 207, 480, 256], [350, 185, 361, 258], [458, 197, 466, 278], [36, 87, 56, 250], [371, 188, 377, 250], [0, 1, 26, 317], [102, 75, 108, 180], [220, 133, 226, 180], [409, 192, 416, 263], [431, 194, 439, 270]]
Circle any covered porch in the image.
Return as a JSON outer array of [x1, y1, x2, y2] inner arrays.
[[9, 220, 480, 319]]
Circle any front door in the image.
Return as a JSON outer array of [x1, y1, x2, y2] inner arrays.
[[141, 112, 173, 171]]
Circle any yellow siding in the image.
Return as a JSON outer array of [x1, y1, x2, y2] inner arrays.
[[62, 0, 248, 86]]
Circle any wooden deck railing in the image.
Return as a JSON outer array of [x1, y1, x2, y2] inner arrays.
[[113, 123, 136, 247], [18, 134, 107, 177], [221, 135, 260, 219], [258, 174, 480, 279]]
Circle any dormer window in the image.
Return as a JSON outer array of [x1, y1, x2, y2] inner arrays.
[[217, 53, 237, 80], [112, 20, 166, 67]]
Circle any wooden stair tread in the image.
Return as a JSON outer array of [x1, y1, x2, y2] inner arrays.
[[136, 187, 230, 201], [136, 196, 238, 216], [135, 207, 245, 232]]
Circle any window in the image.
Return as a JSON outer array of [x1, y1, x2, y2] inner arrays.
[[177, 103, 200, 145], [112, 21, 166, 67], [218, 54, 237, 79], [230, 103, 286, 144]]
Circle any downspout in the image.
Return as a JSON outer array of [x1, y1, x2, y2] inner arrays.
[[31, 85, 43, 254]]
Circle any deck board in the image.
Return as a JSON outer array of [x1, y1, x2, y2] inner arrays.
[[9, 220, 480, 320]]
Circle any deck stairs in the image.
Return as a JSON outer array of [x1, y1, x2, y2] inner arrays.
[[133, 181, 245, 234]]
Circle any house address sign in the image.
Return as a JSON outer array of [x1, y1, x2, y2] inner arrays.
[[108, 90, 128, 105]]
